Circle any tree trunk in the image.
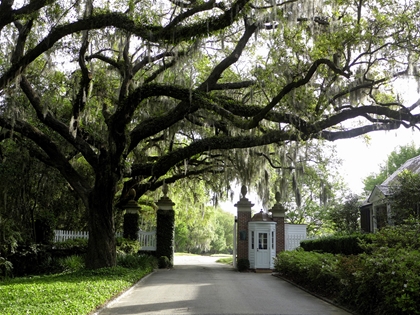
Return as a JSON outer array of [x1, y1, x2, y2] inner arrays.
[[85, 169, 118, 269]]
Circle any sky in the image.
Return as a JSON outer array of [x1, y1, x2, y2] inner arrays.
[[334, 127, 420, 195], [335, 78, 420, 195]]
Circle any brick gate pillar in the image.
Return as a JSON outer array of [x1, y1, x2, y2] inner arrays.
[[156, 183, 175, 266], [123, 188, 141, 240], [270, 191, 287, 253], [234, 185, 254, 265]]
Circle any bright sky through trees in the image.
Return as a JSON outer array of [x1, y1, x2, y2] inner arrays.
[[336, 78, 420, 194]]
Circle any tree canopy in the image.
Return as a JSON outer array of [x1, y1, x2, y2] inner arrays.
[[1, 0, 420, 268]]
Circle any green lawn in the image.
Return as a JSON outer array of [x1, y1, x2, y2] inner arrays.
[[0, 266, 153, 315], [216, 256, 233, 264]]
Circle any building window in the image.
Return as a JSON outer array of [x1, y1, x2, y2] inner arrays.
[[258, 233, 268, 249], [251, 231, 254, 249], [271, 231, 274, 249]]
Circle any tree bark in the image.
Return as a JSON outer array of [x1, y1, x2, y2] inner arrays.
[[85, 164, 118, 269]]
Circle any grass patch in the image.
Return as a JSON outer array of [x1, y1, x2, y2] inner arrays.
[[0, 266, 154, 315], [216, 256, 233, 264]]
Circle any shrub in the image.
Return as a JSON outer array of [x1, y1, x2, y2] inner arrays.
[[8, 244, 53, 276], [118, 253, 158, 269], [34, 215, 55, 245], [276, 223, 420, 315], [116, 237, 141, 254], [300, 233, 373, 255], [274, 250, 339, 297], [0, 256, 13, 279], [54, 238, 88, 250], [237, 258, 250, 272], [58, 255, 85, 272], [158, 256, 172, 269]]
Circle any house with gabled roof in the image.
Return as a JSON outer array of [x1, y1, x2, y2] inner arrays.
[[360, 155, 420, 232]]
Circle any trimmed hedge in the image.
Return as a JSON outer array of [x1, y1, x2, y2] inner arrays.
[[276, 224, 420, 315], [300, 233, 373, 255]]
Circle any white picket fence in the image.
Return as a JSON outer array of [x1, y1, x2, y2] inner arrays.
[[54, 229, 157, 251]]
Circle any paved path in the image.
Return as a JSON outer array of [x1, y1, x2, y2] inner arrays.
[[95, 255, 351, 315]]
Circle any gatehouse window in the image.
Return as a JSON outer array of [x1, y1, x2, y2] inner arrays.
[[258, 233, 268, 249], [271, 231, 274, 249]]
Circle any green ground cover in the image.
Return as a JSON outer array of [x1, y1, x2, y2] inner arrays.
[[0, 266, 153, 315], [216, 256, 233, 264]]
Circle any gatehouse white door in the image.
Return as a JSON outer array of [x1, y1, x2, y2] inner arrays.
[[256, 231, 270, 268]]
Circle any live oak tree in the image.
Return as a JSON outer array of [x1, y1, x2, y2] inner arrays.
[[1, 0, 420, 268]]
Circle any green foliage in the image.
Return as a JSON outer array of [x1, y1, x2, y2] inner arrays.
[[237, 258, 250, 272], [117, 253, 157, 269], [274, 250, 339, 296], [116, 237, 141, 255], [2, 0, 420, 270], [216, 256, 233, 265], [157, 256, 172, 269], [0, 217, 21, 257], [328, 194, 361, 233], [53, 238, 88, 250], [389, 171, 420, 224], [35, 214, 56, 245], [0, 257, 13, 279], [172, 180, 234, 254], [0, 266, 155, 315], [58, 255, 85, 272], [276, 222, 420, 315], [7, 244, 54, 277], [300, 233, 373, 255]]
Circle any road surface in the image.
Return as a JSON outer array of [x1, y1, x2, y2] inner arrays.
[[95, 255, 351, 315]]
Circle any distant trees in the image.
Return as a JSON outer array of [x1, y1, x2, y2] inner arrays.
[[389, 171, 420, 224], [328, 194, 361, 234], [172, 180, 234, 253]]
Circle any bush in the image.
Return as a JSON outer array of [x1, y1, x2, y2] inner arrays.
[[157, 256, 172, 269], [58, 255, 85, 272], [117, 253, 158, 269], [300, 233, 373, 255], [276, 223, 420, 315], [274, 250, 339, 297], [0, 256, 13, 279], [7, 244, 53, 276], [54, 238, 88, 250], [237, 258, 250, 272], [116, 237, 140, 254]]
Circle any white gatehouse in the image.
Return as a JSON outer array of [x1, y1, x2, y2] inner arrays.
[[248, 211, 277, 270]]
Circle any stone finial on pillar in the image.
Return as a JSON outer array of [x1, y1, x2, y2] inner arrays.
[[271, 191, 286, 218], [156, 182, 175, 210], [241, 185, 247, 199]]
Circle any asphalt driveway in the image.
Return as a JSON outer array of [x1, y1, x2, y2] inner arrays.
[[95, 255, 351, 315]]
